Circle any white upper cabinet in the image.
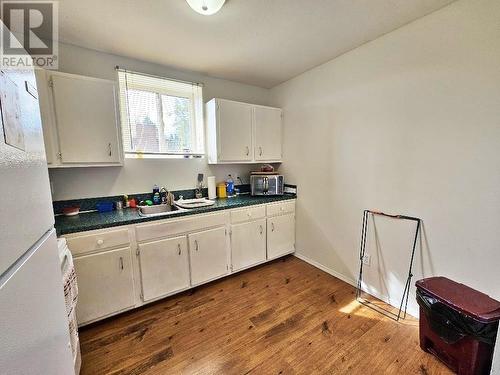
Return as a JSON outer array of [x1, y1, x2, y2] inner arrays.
[[217, 99, 253, 162], [254, 106, 282, 161], [35, 70, 123, 167], [36, 70, 57, 165], [206, 99, 253, 163], [206, 98, 282, 164]]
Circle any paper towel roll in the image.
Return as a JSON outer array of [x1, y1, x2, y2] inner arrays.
[[207, 176, 216, 200]]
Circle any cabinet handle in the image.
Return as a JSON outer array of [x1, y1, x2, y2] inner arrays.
[[245, 146, 249, 156], [259, 146, 262, 156], [259, 225, 263, 235], [271, 222, 275, 232], [178, 243, 181, 255], [96, 239, 104, 246], [119, 257, 124, 270], [108, 143, 112, 156], [195, 240, 199, 251]]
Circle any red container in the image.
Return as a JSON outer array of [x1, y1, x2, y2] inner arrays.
[[416, 277, 500, 375]]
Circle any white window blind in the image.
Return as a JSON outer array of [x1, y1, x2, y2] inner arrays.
[[117, 69, 204, 157]]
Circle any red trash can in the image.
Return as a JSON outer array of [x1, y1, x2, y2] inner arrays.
[[416, 277, 500, 375]]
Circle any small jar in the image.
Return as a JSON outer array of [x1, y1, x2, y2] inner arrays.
[[217, 183, 227, 198]]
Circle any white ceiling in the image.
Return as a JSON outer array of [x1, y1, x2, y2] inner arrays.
[[57, 0, 456, 88]]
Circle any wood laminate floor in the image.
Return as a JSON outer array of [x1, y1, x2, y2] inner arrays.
[[79, 256, 452, 375]]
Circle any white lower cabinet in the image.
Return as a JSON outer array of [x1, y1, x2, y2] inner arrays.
[[73, 247, 135, 325], [188, 226, 229, 285], [138, 235, 190, 302], [65, 199, 296, 325], [231, 219, 267, 271], [267, 214, 296, 259]]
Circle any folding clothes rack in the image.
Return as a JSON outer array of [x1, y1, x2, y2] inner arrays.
[[356, 210, 421, 321]]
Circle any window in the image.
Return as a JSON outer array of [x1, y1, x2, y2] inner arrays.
[[117, 69, 204, 157]]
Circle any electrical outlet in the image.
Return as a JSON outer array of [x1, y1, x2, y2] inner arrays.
[[362, 254, 371, 266]]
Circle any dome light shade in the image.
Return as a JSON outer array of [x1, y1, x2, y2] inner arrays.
[[186, 0, 226, 15]]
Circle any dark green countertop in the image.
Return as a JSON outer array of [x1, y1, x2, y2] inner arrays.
[[55, 194, 296, 236]]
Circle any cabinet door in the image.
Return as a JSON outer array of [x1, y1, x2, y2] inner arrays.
[[34, 69, 57, 165], [254, 106, 282, 161], [138, 236, 190, 302], [267, 214, 295, 259], [50, 73, 121, 164], [188, 227, 228, 285], [217, 100, 253, 162], [231, 219, 266, 271], [73, 247, 135, 324]]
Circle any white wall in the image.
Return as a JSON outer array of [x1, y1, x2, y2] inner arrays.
[[48, 43, 273, 200], [271, 0, 500, 323]]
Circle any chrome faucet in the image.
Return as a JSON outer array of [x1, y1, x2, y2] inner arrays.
[[160, 187, 175, 205], [160, 187, 168, 204]]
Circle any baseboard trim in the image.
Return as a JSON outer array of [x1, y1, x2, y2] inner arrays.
[[293, 253, 357, 287], [293, 253, 419, 318]]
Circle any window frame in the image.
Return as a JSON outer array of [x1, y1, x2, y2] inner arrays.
[[117, 69, 204, 158]]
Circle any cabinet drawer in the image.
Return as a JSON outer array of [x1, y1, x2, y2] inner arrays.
[[266, 200, 296, 217], [230, 205, 266, 224], [65, 228, 130, 256], [136, 212, 229, 242]]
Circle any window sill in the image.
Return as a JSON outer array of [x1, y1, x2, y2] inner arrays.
[[125, 153, 205, 160]]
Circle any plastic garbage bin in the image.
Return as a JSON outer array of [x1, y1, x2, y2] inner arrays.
[[416, 277, 500, 375]]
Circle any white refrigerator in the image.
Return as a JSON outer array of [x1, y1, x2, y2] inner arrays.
[[0, 33, 75, 375]]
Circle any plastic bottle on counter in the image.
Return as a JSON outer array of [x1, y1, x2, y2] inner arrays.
[[152, 184, 161, 205], [226, 175, 234, 197]]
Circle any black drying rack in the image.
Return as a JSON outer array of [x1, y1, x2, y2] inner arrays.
[[356, 210, 421, 321]]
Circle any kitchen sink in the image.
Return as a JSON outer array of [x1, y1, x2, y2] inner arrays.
[[175, 197, 216, 209], [138, 204, 186, 217]]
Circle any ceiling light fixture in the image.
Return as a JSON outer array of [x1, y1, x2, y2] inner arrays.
[[186, 0, 226, 16]]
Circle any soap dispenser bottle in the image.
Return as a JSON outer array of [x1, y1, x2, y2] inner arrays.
[[152, 184, 161, 205]]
